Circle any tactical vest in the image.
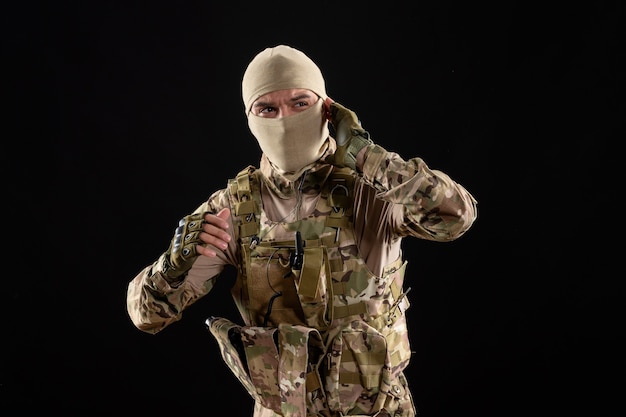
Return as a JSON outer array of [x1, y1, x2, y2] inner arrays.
[[207, 165, 415, 417]]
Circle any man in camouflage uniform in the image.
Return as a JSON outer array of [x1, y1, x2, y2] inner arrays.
[[127, 45, 478, 417]]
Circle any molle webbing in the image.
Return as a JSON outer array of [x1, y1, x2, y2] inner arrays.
[[229, 165, 355, 240], [219, 167, 415, 416], [229, 166, 260, 239], [298, 245, 326, 299], [229, 166, 409, 329]]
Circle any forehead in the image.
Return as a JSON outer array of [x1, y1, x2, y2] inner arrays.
[[254, 88, 315, 104]]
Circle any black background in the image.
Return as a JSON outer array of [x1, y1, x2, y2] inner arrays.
[[5, 1, 623, 416]]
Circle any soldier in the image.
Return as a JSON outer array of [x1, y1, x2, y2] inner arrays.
[[127, 44, 478, 417]]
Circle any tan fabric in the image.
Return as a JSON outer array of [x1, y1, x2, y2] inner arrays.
[[242, 44, 327, 114], [248, 98, 330, 175]]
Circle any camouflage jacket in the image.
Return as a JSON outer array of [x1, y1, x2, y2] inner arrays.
[[127, 138, 478, 416]]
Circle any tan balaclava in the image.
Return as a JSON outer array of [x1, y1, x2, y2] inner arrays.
[[242, 45, 330, 174]]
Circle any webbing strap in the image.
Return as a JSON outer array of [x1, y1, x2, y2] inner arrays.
[[325, 214, 351, 229], [298, 247, 324, 298], [239, 221, 258, 237], [334, 302, 368, 317], [306, 370, 321, 392], [339, 372, 380, 389], [232, 166, 259, 238], [343, 349, 386, 365], [236, 169, 252, 199], [329, 258, 343, 272]]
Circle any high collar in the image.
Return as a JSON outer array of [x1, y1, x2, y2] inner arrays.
[[259, 137, 337, 199]]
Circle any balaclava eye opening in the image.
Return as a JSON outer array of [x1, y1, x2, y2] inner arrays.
[[241, 45, 330, 174]]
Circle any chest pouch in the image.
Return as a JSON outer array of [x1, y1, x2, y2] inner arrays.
[[323, 317, 412, 416], [242, 234, 333, 330], [206, 316, 326, 417]]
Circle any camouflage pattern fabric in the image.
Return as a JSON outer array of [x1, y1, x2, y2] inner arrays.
[[127, 138, 478, 417], [211, 165, 416, 416]]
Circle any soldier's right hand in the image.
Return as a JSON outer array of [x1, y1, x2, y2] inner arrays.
[[162, 208, 231, 281]]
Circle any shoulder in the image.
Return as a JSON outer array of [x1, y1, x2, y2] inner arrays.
[[227, 165, 262, 202]]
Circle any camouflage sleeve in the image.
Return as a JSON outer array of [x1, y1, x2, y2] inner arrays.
[[360, 143, 478, 241], [126, 187, 237, 334]]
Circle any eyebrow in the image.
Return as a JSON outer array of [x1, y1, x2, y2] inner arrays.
[[291, 93, 314, 101], [252, 93, 315, 110]]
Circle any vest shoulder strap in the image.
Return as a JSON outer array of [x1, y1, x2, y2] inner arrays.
[[228, 165, 261, 243], [228, 166, 357, 244]]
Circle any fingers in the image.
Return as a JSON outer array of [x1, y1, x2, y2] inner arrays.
[[197, 208, 232, 257], [216, 207, 231, 221]]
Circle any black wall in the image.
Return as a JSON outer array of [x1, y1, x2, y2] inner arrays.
[[6, 2, 623, 416]]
